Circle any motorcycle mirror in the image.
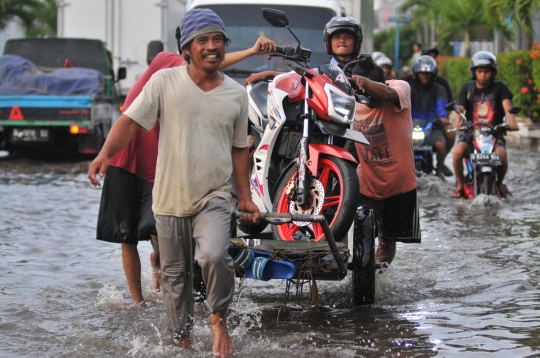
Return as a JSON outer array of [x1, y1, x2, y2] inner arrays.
[[508, 106, 521, 115], [343, 60, 360, 76], [262, 8, 289, 27], [445, 101, 456, 111], [355, 94, 372, 105]]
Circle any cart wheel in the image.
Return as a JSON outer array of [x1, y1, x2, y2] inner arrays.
[[352, 205, 376, 305]]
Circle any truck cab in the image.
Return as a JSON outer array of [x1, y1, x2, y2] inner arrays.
[[0, 38, 125, 156], [187, 0, 344, 83]]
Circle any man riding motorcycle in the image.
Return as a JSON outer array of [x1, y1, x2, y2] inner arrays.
[[410, 55, 449, 179], [452, 51, 519, 198], [244, 16, 363, 85]]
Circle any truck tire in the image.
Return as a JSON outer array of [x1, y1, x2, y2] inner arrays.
[[95, 125, 104, 153], [352, 205, 376, 305]]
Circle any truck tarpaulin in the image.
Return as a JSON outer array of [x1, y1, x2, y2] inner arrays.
[[0, 55, 104, 96]]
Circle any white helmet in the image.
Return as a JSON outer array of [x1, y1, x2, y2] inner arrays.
[[375, 56, 393, 68], [372, 51, 386, 62]]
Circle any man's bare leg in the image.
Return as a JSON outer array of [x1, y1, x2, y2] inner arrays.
[[211, 311, 233, 358], [121, 242, 144, 304], [434, 141, 447, 180], [495, 145, 510, 196], [452, 142, 471, 196], [376, 238, 396, 264], [149, 235, 161, 292]]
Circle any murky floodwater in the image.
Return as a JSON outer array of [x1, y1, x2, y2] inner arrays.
[[1, 146, 539, 357]]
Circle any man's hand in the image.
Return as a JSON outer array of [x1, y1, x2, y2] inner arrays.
[[244, 71, 276, 86], [251, 36, 276, 55], [88, 154, 109, 187], [440, 117, 449, 125], [236, 199, 260, 225]]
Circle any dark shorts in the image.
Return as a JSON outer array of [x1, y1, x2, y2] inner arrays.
[[427, 128, 446, 147], [96, 166, 157, 244], [458, 133, 506, 150], [358, 189, 421, 243]]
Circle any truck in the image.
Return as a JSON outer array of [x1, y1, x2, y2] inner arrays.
[[0, 37, 124, 155], [57, 0, 184, 98]]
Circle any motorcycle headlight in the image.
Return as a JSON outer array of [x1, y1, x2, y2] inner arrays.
[[324, 84, 356, 124], [412, 130, 425, 141], [475, 130, 495, 152]]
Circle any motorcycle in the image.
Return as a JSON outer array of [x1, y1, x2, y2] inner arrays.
[[412, 119, 436, 175], [240, 8, 369, 243], [449, 102, 521, 199]]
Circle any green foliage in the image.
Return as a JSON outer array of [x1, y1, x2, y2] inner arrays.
[[373, 24, 417, 69], [498, 49, 540, 121], [0, 0, 40, 30], [440, 49, 540, 122], [438, 56, 470, 98], [24, 0, 56, 36]]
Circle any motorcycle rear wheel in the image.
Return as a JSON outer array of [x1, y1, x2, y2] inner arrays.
[[271, 156, 359, 242]]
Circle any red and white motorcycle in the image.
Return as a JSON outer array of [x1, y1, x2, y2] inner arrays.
[[240, 8, 369, 243]]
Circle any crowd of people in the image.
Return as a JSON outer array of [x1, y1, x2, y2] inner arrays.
[[87, 8, 517, 357]]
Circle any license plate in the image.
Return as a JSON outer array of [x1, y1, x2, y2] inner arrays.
[[11, 128, 49, 142], [470, 153, 501, 165], [414, 145, 432, 151]]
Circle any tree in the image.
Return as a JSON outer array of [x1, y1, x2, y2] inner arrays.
[[24, 0, 57, 37], [0, 0, 40, 30], [488, 0, 540, 48], [400, 0, 517, 55]]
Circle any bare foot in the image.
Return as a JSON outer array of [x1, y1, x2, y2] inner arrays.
[[211, 311, 233, 357], [436, 170, 446, 181], [150, 251, 161, 292], [375, 239, 396, 264], [174, 336, 192, 349]]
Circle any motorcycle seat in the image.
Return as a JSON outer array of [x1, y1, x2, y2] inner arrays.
[[251, 81, 269, 118]]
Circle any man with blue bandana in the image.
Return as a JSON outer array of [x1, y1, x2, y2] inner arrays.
[[88, 8, 259, 357]]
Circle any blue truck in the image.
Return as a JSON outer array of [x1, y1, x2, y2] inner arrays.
[[0, 38, 125, 155]]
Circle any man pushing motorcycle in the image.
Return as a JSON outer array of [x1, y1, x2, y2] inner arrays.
[[452, 51, 519, 198], [350, 56, 421, 264]]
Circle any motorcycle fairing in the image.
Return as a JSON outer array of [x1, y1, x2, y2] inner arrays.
[[306, 144, 357, 176], [315, 120, 369, 145]]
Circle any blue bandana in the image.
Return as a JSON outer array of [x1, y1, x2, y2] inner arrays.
[[179, 8, 228, 49]]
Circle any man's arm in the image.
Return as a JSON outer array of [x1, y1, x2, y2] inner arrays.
[[351, 75, 400, 107], [243, 70, 281, 86], [231, 146, 260, 224], [219, 36, 276, 69], [502, 98, 519, 131], [87, 114, 141, 186]]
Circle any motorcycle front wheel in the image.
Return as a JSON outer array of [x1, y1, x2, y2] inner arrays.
[[481, 172, 496, 196], [271, 156, 359, 242]]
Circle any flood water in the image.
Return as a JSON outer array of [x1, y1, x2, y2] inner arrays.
[[1, 146, 539, 357]]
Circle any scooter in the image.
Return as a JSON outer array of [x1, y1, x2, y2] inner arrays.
[[412, 119, 435, 175], [449, 103, 521, 199], [240, 8, 369, 243]]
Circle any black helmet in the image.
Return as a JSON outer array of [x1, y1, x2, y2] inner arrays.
[[421, 47, 440, 58], [413, 55, 438, 83], [323, 16, 363, 56], [470, 51, 498, 81]]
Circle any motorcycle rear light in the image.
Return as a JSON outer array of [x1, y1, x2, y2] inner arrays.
[[324, 84, 356, 124]]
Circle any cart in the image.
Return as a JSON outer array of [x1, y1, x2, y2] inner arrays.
[[230, 207, 377, 306]]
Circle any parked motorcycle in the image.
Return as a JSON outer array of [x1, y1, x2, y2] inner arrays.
[[240, 8, 369, 243], [449, 102, 521, 199]]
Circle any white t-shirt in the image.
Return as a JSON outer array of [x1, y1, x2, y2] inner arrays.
[[124, 65, 248, 217]]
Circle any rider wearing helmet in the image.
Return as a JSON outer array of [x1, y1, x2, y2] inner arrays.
[[451, 51, 519, 198], [410, 55, 449, 179], [375, 56, 396, 80], [244, 16, 363, 85], [323, 16, 363, 68]]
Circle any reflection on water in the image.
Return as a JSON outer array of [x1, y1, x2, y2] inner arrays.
[[1, 147, 539, 357]]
